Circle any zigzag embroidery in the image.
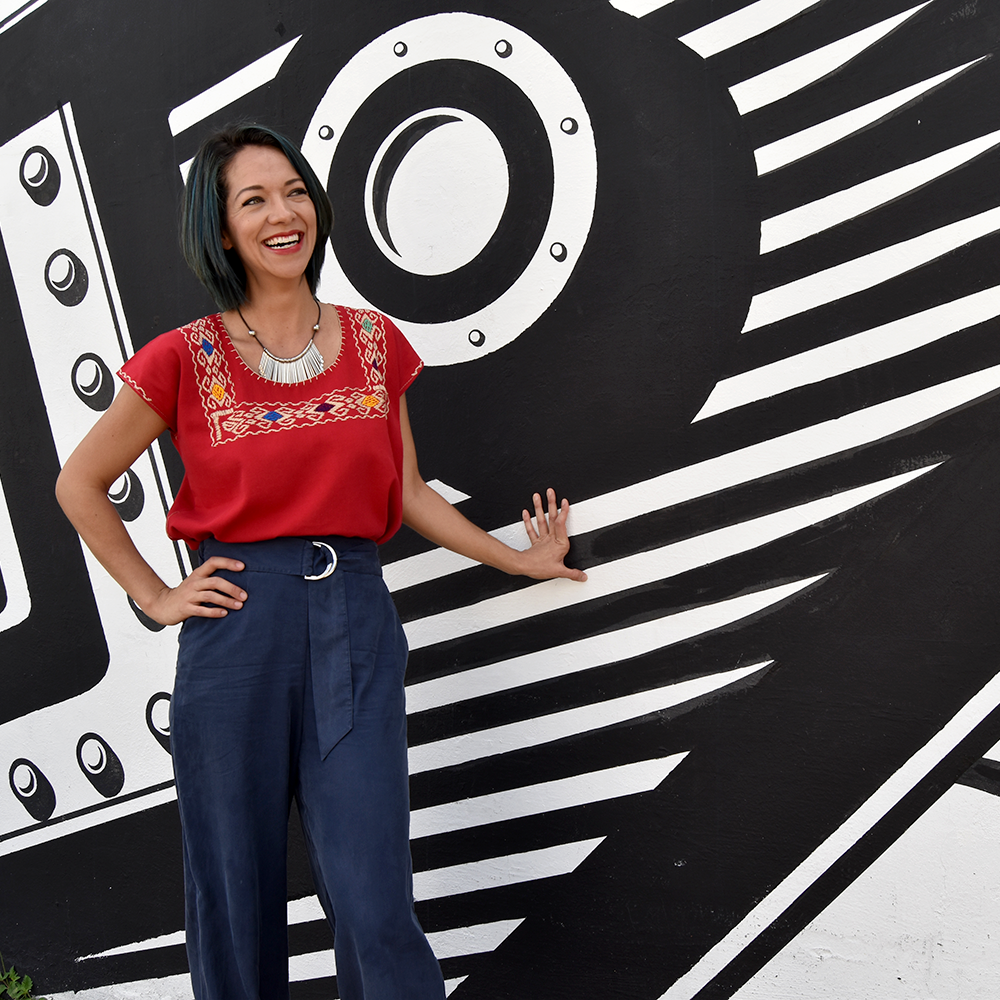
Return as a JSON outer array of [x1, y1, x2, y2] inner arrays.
[[185, 309, 390, 446]]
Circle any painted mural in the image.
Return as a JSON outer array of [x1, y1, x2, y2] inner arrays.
[[2, 0, 1000, 997]]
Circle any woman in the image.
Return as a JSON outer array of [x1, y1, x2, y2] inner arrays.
[[55, 123, 586, 999]]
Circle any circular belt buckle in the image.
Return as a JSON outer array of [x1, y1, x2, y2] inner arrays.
[[304, 541, 338, 580]]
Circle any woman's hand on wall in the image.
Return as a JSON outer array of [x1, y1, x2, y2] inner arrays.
[[518, 488, 587, 581]]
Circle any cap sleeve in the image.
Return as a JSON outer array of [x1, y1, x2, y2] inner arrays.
[[118, 329, 183, 431], [384, 315, 423, 396]]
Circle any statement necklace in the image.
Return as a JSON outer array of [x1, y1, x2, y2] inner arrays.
[[237, 300, 324, 383]]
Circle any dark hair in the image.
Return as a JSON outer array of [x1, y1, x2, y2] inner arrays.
[[180, 123, 334, 311]]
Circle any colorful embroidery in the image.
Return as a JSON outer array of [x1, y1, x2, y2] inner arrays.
[[185, 309, 391, 446]]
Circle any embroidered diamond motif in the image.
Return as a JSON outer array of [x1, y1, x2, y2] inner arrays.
[[315, 403, 333, 412], [362, 395, 379, 408], [263, 411, 282, 421], [211, 383, 225, 401], [201, 339, 214, 355], [361, 317, 373, 333]]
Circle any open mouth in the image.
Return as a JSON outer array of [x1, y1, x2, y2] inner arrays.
[[263, 232, 302, 250]]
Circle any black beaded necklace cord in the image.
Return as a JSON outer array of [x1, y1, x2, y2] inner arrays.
[[237, 299, 324, 383]]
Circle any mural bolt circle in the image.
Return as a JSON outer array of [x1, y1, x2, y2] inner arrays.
[[550, 242, 568, 262], [495, 39, 512, 58], [393, 41, 408, 57], [318, 125, 335, 140], [44, 248, 89, 306], [19, 145, 61, 205], [468, 329, 486, 347], [560, 117, 579, 134]]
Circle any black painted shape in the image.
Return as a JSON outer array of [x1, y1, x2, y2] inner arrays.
[[108, 469, 144, 522], [43, 248, 88, 306], [128, 595, 165, 632], [146, 693, 172, 753], [8, 758, 56, 822], [329, 58, 554, 324], [76, 733, 125, 798], [956, 757, 1000, 796], [371, 113, 461, 255], [19, 145, 60, 206], [71, 353, 115, 411]]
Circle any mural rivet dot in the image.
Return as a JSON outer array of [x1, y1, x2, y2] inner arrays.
[[76, 733, 125, 798], [560, 118, 579, 135], [71, 352, 114, 411], [494, 39, 512, 58], [393, 41, 407, 57], [146, 693, 172, 753], [108, 469, 145, 522], [468, 329, 486, 348], [19, 145, 60, 205], [44, 248, 88, 306], [8, 758, 56, 822], [318, 125, 335, 141], [550, 242, 568, 262]]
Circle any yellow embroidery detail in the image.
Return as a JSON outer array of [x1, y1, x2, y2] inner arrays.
[[362, 394, 379, 407], [211, 383, 225, 401]]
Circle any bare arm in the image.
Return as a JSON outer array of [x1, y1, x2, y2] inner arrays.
[[399, 395, 586, 581], [55, 386, 248, 625]]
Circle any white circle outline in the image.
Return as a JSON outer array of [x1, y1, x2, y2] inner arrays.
[[302, 12, 597, 366]]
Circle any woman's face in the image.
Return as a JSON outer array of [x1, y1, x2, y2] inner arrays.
[[220, 144, 317, 292]]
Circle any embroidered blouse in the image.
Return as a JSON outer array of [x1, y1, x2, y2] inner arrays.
[[118, 306, 422, 549]]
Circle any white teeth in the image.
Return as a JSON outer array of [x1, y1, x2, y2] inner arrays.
[[265, 234, 300, 248]]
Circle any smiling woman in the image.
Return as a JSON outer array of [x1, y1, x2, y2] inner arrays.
[[53, 122, 587, 1000]]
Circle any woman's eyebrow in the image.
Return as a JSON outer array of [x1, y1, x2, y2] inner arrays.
[[233, 177, 305, 200]]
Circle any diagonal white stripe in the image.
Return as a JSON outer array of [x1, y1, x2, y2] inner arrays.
[[698, 285, 1000, 419], [408, 662, 771, 774], [410, 755, 688, 838], [167, 36, 302, 136], [680, 0, 823, 59], [414, 839, 604, 900], [609, 0, 678, 16], [730, 5, 929, 115], [403, 473, 927, 650], [754, 59, 982, 175], [760, 128, 1000, 252], [743, 203, 1000, 331], [658, 669, 1000, 999], [406, 577, 824, 711]]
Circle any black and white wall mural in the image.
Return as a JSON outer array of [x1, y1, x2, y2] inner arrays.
[[3, 0, 1000, 996]]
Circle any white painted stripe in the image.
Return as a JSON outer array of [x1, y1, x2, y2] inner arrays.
[[680, 0, 822, 59], [698, 285, 1000, 419], [730, 5, 929, 115], [427, 478, 472, 504], [0, 472, 31, 633], [409, 662, 770, 774], [388, 366, 995, 595], [743, 202, 1000, 331], [178, 155, 195, 183], [51, 973, 193, 1000], [411, 755, 688, 838], [167, 36, 302, 136], [403, 472, 926, 650], [658, 668, 1000, 999], [760, 128, 1000, 252], [609, 0, 678, 16], [407, 577, 823, 710], [415, 839, 604, 900], [0, 0, 47, 34], [754, 59, 982, 175], [287, 919, 524, 981], [445, 978, 468, 997]]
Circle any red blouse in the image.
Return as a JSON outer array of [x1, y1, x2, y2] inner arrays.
[[119, 306, 422, 549]]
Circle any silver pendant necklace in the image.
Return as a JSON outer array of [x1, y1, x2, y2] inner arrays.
[[237, 300, 324, 383]]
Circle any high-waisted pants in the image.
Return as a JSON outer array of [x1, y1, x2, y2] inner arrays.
[[171, 536, 445, 1000]]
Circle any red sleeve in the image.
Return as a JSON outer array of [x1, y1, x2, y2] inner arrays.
[[118, 329, 183, 431], [385, 315, 423, 396]]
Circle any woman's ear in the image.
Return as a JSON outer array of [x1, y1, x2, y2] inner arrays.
[[221, 231, 233, 251]]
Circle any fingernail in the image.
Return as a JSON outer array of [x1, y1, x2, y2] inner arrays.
[[240, 591, 247, 600], [234, 601, 243, 609]]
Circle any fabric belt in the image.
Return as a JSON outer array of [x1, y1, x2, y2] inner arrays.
[[199, 535, 381, 759]]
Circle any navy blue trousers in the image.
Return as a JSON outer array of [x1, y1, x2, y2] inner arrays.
[[171, 536, 444, 1000]]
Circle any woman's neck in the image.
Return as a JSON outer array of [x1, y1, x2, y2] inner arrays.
[[232, 279, 318, 352]]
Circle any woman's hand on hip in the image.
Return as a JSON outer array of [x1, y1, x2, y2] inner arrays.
[[143, 557, 248, 626], [519, 488, 588, 582]]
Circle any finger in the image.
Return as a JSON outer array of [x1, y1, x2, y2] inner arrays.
[[532, 492, 548, 536], [552, 497, 570, 542], [197, 556, 245, 575], [522, 507, 539, 541], [546, 488, 558, 526]]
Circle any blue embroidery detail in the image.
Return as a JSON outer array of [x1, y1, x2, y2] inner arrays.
[[201, 339, 214, 355], [264, 411, 281, 421]]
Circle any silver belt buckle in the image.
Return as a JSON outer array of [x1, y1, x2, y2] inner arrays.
[[304, 540, 338, 580]]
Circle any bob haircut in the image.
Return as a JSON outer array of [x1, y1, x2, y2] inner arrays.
[[180, 123, 334, 311]]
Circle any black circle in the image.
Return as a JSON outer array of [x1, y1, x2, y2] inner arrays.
[[76, 733, 125, 798], [550, 242, 568, 262], [469, 329, 486, 347], [318, 124, 335, 140], [44, 248, 89, 306], [560, 117, 578, 135], [108, 469, 145, 522], [71, 353, 115, 411], [19, 146, 61, 206], [393, 41, 408, 57], [8, 758, 56, 822], [329, 59, 554, 324], [146, 693, 172, 753], [495, 39, 513, 58]]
